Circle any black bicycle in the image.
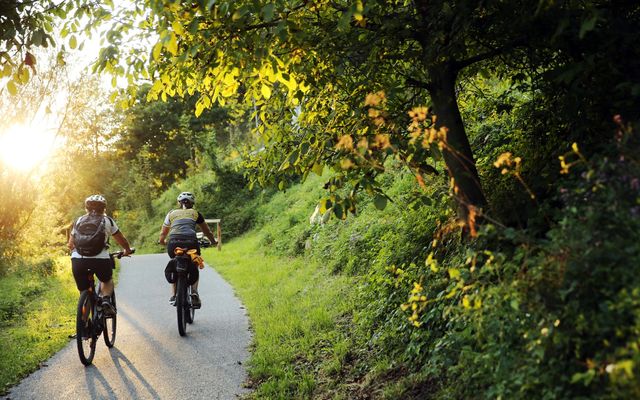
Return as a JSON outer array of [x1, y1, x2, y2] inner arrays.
[[76, 249, 135, 366], [173, 247, 198, 336]]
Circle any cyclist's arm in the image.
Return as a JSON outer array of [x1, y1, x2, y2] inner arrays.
[[198, 222, 217, 244], [113, 231, 133, 256], [68, 235, 75, 251], [158, 225, 170, 245]]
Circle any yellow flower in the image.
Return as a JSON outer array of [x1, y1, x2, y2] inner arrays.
[[336, 135, 354, 150], [462, 295, 471, 309], [494, 152, 512, 168], [409, 106, 428, 121], [364, 91, 385, 107], [571, 142, 579, 153], [373, 134, 391, 149], [357, 137, 369, 151]]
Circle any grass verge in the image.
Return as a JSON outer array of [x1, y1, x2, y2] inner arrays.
[[0, 256, 122, 395], [0, 257, 77, 394], [203, 232, 355, 399]]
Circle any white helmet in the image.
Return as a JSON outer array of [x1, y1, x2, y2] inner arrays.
[[85, 194, 106, 210], [177, 192, 195, 205]]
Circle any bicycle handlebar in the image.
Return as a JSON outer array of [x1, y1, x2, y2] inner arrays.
[[110, 248, 136, 259]]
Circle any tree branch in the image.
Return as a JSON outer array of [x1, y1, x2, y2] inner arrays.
[[405, 76, 432, 92], [454, 37, 527, 71]]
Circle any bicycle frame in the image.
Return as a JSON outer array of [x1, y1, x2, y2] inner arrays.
[[173, 248, 196, 336], [75, 250, 132, 366]]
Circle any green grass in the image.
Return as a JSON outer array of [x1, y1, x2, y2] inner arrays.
[[203, 232, 355, 399], [0, 257, 124, 394], [0, 257, 77, 394]]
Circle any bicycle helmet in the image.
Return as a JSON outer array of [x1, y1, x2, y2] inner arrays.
[[85, 194, 107, 212], [177, 192, 195, 205]]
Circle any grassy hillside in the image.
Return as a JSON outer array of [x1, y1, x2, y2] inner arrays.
[[201, 127, 640, 399]]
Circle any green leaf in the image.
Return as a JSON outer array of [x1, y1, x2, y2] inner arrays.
[[262, 4, 276, 22], [311, 163, 324, 176], [31, 30, 43, 46], [172, 20, 184, 35], [579, 15, 598, 39], [338, 10, 352, 31], [261, 84, 272, 99], [6, 80, 17, 96], [166, 33, 178, 56], [195, 101, 205, 117], [333, 203, 344, 219], [152, 42, 162, 61], [373, 194, 387, 210], [69, 35, 77, 49]]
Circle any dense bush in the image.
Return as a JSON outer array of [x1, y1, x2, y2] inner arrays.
[[351, 120, 640, 398], [246, 116, 640, 398]]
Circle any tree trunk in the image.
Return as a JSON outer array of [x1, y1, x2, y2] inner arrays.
[[428, 63, 487, 221]]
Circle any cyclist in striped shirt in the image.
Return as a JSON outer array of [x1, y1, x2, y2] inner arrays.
[[159, 192, 217, 307]]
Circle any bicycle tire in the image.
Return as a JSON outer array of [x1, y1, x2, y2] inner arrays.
[[76, 291, 97, 366], [186, 285, 194, 324], [176, 274, 187, 336], [103, 291, 117, 348]]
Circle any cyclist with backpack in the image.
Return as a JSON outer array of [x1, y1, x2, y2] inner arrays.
[[68, 195, 133, 316], [158, 192, 217, 308]]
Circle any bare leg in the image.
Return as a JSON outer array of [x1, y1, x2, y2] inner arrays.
[[171, 283, 176, 296], [99, 279, 114, 296], [191, 279, 199, 294]]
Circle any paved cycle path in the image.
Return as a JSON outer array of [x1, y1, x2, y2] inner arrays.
[[4, 254, 251, 400]]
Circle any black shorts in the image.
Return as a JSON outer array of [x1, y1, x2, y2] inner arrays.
[[166, 237, 200, 284], [167, 237, 200, 257], [71, 258, 114, 292]]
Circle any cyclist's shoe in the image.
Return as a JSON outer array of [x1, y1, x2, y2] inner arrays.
[[101, 296, 117, 317], [169, 295, 176, 306], [191, 293, 202, 309]]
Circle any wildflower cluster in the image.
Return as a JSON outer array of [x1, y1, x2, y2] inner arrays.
[[407, 106, 448, 150], [333, 91, 396, 171], [401, 282, 428, 327], [558, 142, 585, 174], [494, 151, 536, 200], [364, 91, 386, 127], [493, 152, 521, 174]]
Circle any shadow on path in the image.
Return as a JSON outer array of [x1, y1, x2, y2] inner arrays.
[[109, 348, 161, 399]]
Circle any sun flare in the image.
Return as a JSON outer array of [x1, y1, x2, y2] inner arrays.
[[0, 122, 56, 172]]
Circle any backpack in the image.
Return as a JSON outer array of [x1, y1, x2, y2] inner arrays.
[[73, 214, 107, 256]]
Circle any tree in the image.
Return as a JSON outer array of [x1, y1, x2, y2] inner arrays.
[[97, 0, 640, 227], [117, 84, 234, 191], [0, 1, 116, 95]]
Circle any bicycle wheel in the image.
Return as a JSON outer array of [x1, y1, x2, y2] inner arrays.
[[186, 285, 194, 324], [103, 291, 117, 348], [176, 275, 188, 336], [76, 291, 97, 366]]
